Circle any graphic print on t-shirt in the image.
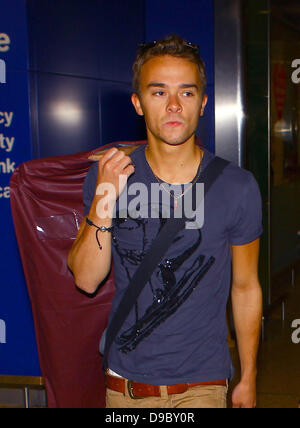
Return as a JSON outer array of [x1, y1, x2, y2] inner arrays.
[[83, 144, 263, 383], [112, 214, 215, 354]]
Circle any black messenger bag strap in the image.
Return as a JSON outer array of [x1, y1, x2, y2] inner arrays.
[[103, 156, 230, 369]]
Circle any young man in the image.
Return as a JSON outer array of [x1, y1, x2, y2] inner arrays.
[[68, 35, 263, 408]]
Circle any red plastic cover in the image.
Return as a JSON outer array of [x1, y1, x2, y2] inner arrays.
[[9, 141, 142, 408]]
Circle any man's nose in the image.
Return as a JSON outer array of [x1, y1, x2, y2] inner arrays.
[[166, 95, 182, 113]]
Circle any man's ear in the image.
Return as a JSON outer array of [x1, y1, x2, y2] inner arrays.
[[131, 93, 144, 116], [200, 94, 208, 116]]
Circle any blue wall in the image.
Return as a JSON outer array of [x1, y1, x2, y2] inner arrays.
[[27, 0, 146, 158], [0, 0, 40, 376], [27, 0, 215, 158]]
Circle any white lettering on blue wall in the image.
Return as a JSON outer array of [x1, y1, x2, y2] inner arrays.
[[0, 58, 6, 84], [0, 112, 14, 127], [0, 158, 15, 173], [0, 186, 10, 198], [0, 33, 10, 83], [0, 33, 10, 52], [0, 319, 6, 344]]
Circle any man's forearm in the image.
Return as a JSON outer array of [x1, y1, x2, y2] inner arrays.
[[68, 147, 135, 293], [68, 196, 114, 294], [231, 282, 262, 380]]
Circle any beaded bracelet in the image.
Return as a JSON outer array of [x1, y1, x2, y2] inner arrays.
[[86, 216, 113, 250]]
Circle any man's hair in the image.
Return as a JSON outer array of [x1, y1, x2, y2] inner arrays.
[[132, 34, 207, 95]]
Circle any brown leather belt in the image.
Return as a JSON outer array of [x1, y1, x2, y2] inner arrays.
[[106, 373, 227, 399]]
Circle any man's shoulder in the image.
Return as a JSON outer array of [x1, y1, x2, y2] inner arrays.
[[205, 150, 255, 185], [223, 159, 254, 186], [128, 143, 146, 162], [203, 149, 259, 201], [84, 160, 98, 184]]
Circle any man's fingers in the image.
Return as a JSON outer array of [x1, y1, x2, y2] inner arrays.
[[88, 145, 140, 161], [107, 150, 127, 166], [117, 155, 134, 171], [123, 163, 135, 177], [100, 147, 119, 164]]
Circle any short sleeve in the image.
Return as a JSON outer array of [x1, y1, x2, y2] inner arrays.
[[82, 162, 98, 216], [228, 172, 263, 245]]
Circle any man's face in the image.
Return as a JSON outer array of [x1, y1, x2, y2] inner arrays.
[[131, 55, 208, 146]]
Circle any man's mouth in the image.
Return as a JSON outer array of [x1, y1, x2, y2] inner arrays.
[[164, 121, 183, 127]]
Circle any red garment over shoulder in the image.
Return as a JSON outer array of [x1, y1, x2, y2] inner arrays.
[[9, 140, 144, 408]]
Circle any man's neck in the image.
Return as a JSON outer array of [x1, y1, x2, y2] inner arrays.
[[145, 138, 203, 184]]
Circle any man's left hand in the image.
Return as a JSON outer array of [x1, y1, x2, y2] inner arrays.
[[231, 380, 257, 408]]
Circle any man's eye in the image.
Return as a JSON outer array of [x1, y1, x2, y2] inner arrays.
[[183, 91, 193, 97], [153, 91, 165, 96]]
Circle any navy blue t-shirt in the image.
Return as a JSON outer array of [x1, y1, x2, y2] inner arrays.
[[83, 144, 263, 384]]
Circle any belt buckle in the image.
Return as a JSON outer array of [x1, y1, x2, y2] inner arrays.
[[127, 380, 144, 399]]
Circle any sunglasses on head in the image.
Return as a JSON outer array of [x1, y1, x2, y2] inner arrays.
[[138, 40, 199, 53]]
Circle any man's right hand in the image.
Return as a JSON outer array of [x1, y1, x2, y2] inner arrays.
[[96, 147, 135, 204], [68, 147, 135, 293]]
